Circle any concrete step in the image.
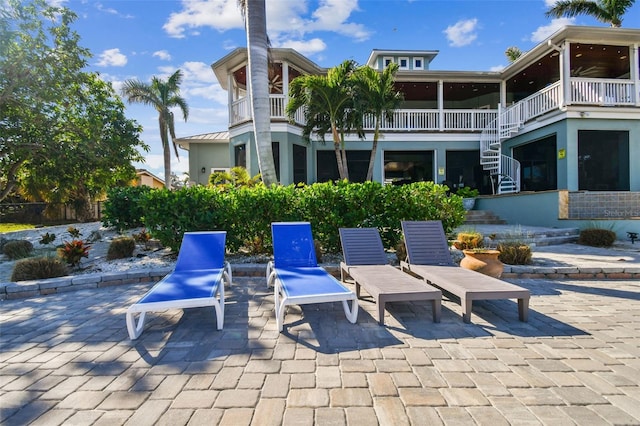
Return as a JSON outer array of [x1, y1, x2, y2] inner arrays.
[[454, 224, 580, 247], [464, 210, 507, 225]]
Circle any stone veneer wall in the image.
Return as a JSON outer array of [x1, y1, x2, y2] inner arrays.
[[565, 191, 640, 220]]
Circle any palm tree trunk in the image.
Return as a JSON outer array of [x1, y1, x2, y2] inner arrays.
[[366, 121, 381, 181], [245, 0, 278, 186], [331, 123, 347, 179], [159, 119, 172, 189]]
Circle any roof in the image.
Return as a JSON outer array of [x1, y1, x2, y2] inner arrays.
[[175, 131, 230, 151], [366, 49, 439, 68]]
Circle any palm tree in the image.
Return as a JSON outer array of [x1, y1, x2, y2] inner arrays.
[[121, 70, 188, 189], [505, 46, 523, 63], [545, 0, 635, 27], [352, 63, 403, 181], [238, 0, 278, 186], [286, 60, 361, 180]]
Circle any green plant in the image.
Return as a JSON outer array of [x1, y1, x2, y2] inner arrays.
[[107, 237, 136, 260], [453, 232, 484, 250], [133, 228, 152, 250], [39, 232, 56, 245], [3, 240, 34, 260], [59, 240, 90, 267], [67, 226, 81, 239], [497, 242, 532, 265], [102, 186, 153, 231], [11, 257, 69, 281], [578, 228, 616, 247], [456, 186, 479, 198]]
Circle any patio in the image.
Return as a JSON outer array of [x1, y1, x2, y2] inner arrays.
[[2, 275, 640, 425]]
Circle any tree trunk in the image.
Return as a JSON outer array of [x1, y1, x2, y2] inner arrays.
[[366, 121, 380, 181], [160, 119, 172, 189], [331, 123, 346, 179], [246, 0, 278, 186]]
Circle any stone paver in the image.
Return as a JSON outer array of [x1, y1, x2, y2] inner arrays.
[[1, 276, 640, 425]]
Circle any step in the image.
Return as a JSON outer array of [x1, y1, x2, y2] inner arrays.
[[454, 224, 581, 247]]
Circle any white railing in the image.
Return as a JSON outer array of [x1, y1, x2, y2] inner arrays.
[[444, 110, 496, 131], [570, 78, 635, 106], [362, 109, 440, 131], [230, 98, 251, 124], [521, 81, 561, 121]]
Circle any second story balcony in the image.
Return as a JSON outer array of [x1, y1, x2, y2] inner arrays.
[[228, 75, 638, 133]]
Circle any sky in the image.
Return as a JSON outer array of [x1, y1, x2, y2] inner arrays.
[[54, 0, 640, 180]]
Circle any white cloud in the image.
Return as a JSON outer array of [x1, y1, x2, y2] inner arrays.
[[275, 38, 327, 56], [96, 48, 128, 67], [490, 65, 506, 72], [163, 0, 243, 38], [163, 0, 371, 55], [544, 0, 558, 7], [152, 50, 172, 61], [443, 18, 478, 47], [531, 17, 575, 42]]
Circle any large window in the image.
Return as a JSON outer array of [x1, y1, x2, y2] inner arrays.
[[578, 130, 629, 191], [317, 150, 369, 182], [384, 151, 433, 185], [293, 144, 307, 184], [513, 136, 557, 191], [445, 150, 489, 194]]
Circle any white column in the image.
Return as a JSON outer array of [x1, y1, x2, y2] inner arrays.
[[282, 61, 289, 99], [438, 80, 444, 131], [563, 42, 571, 106], [632, 44, 639, 106], [227, 73, 234, 125]]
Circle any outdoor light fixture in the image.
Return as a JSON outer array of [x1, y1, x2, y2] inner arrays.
[[201, 167, 206, 174]]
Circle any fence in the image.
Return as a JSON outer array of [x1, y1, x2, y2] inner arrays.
[[0, 202, 103, 224]]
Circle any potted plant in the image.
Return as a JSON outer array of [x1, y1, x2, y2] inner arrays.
[[456, 186, 479, 210]]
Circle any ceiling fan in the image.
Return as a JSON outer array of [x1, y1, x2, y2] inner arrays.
[[268, 68, 283, 94], [570, 65, 600, 77]]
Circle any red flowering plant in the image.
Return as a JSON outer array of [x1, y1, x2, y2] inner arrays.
[[59, 240, 91, 267]]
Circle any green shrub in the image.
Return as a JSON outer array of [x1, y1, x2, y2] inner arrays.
[[107, 236, 136, 260], [3, 240, 34, 260], [11, 257, 69, 281], [578, 228, 616, 247], [497, 242, 532, 265], [102, 186, 153, 231], [140, 181, 467, 254]]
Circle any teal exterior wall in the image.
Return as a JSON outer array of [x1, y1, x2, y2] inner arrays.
[[502, 117, 640, 192], [188, 143, 230, 185]]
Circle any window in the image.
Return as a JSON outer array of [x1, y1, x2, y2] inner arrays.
[[445, 150, 488, 194], [578, 130, 629, 191], [513, 136, 557, 192], [399, 57, 409, 70], [293, 144, 307, 184], [234, 144, 246, 168], [384, 151, 433, 185], [383, 57, 394, 68], [317, 150, 369, 182], [413, 58, 423, 70], [272, 142, 280, 181]]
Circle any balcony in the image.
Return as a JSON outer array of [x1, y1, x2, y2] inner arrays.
[[229, 78, 637, 131], [230, 95, 498, 132]]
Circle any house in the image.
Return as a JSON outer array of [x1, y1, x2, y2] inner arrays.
[[175, 131, 230, 186], [134, 169, 165, 189], [202, 25, 640, 238]]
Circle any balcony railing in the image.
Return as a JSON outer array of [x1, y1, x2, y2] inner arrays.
[[229, 77, 637, 129], [570, 78, 635, 106]]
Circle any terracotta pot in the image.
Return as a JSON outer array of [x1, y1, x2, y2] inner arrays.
[[460, 249, 503, 278]]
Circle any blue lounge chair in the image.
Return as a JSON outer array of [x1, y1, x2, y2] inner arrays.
[[266, 222, 358, 331], [126, 231, 231, 340]]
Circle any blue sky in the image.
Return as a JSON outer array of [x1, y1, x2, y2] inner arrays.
[[57, 0, 640, 180]]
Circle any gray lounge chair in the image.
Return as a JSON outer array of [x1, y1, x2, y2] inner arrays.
[[339, 227, 441, 325], [400, 221, 530, 323]]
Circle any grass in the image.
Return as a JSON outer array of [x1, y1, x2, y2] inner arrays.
[[0, 223, 36, 233]]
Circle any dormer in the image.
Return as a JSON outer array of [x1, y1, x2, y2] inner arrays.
[[366, 49, 439, 71]]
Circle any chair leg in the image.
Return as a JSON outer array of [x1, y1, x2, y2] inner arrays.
[[461, 298, 472, 323], [341, 298, 359, 324], [377, 300, 386, 326], [126, 311, 146, 340], [518, 298, 529, 322], [432, 299, 441, 323]]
